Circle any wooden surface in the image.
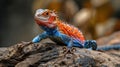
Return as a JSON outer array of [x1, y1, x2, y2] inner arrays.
[[0, 41, 119, 67]]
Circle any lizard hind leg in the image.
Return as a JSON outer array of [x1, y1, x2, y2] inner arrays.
[[84, 40, 97, 50]]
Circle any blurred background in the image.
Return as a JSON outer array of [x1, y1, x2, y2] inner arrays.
[[0, 0, 120, 47]]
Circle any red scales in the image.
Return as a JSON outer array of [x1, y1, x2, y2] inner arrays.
[[56, 20, 85, 43]]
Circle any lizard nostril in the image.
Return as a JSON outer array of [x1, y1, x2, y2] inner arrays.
[[37, 14, 41, 17]]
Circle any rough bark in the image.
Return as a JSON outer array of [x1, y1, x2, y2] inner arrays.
[[0, 41, 119, 67]]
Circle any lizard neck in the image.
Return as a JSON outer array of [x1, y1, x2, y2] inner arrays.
[[41, 26, 58, 35]]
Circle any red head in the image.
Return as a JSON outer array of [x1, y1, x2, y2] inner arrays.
[[34, 9, 57, 28]]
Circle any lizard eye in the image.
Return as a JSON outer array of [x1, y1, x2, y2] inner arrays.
[[42, 12, 49, 16], [46, 12, 49, 15], [37, 14, 41, 17]]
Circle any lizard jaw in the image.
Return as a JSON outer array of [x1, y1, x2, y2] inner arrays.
[[38, 16, 49, 22], [35, 9, 49, 22]]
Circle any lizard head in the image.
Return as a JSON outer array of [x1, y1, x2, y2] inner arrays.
[[34, 9, 57, 28]]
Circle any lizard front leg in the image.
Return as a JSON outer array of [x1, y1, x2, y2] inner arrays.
[[32, 32, 48, 43], [54, 31, 76, 54], [63, 38, 73, 53], [59, 34, 75, 54]]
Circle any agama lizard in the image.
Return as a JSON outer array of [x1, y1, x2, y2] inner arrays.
[[32, 9, 120, 52]]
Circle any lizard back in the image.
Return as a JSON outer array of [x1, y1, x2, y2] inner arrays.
[[56, 20, 85, 43]]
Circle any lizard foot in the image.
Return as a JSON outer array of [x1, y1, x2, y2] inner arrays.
[[63, 46, 76, 55], [53, 47, 76, 64]]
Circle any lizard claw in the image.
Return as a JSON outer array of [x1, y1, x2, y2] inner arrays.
[[70, 47, 76, 53], [62, 46, 76, 55]]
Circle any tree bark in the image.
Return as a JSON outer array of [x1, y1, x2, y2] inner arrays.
[[0, 41, 119, 67]]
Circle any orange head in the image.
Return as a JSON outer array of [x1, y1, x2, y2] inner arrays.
[[34, 9, 58, 28]]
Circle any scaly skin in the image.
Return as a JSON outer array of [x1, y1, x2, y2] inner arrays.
[[32, 9, 97, 50]]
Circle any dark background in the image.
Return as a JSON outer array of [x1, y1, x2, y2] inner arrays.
[[0, 0, 35, 46], [0, 0, 120, 47]]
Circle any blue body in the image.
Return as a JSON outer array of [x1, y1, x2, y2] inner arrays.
[[32, 26, 97, 50]]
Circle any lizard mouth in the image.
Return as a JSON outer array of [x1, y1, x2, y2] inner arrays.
[[38, 16, 49, 22]]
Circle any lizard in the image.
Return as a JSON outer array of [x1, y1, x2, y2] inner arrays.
[[32, 9, 97, 52]]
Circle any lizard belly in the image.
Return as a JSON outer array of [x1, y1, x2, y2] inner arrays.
[[49, 35, 83, 48], [47, 29, 84, 47], [49, 36, 66, 45]]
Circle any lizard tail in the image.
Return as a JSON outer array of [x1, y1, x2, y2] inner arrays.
[[97, 44, 120, 51]]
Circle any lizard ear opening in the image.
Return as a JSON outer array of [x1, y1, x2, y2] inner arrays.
[[48, 16, 56, 23], [53, 10, 57, 13]]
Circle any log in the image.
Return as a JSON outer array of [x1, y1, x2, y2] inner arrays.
[[0, 41, 119, 67]]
